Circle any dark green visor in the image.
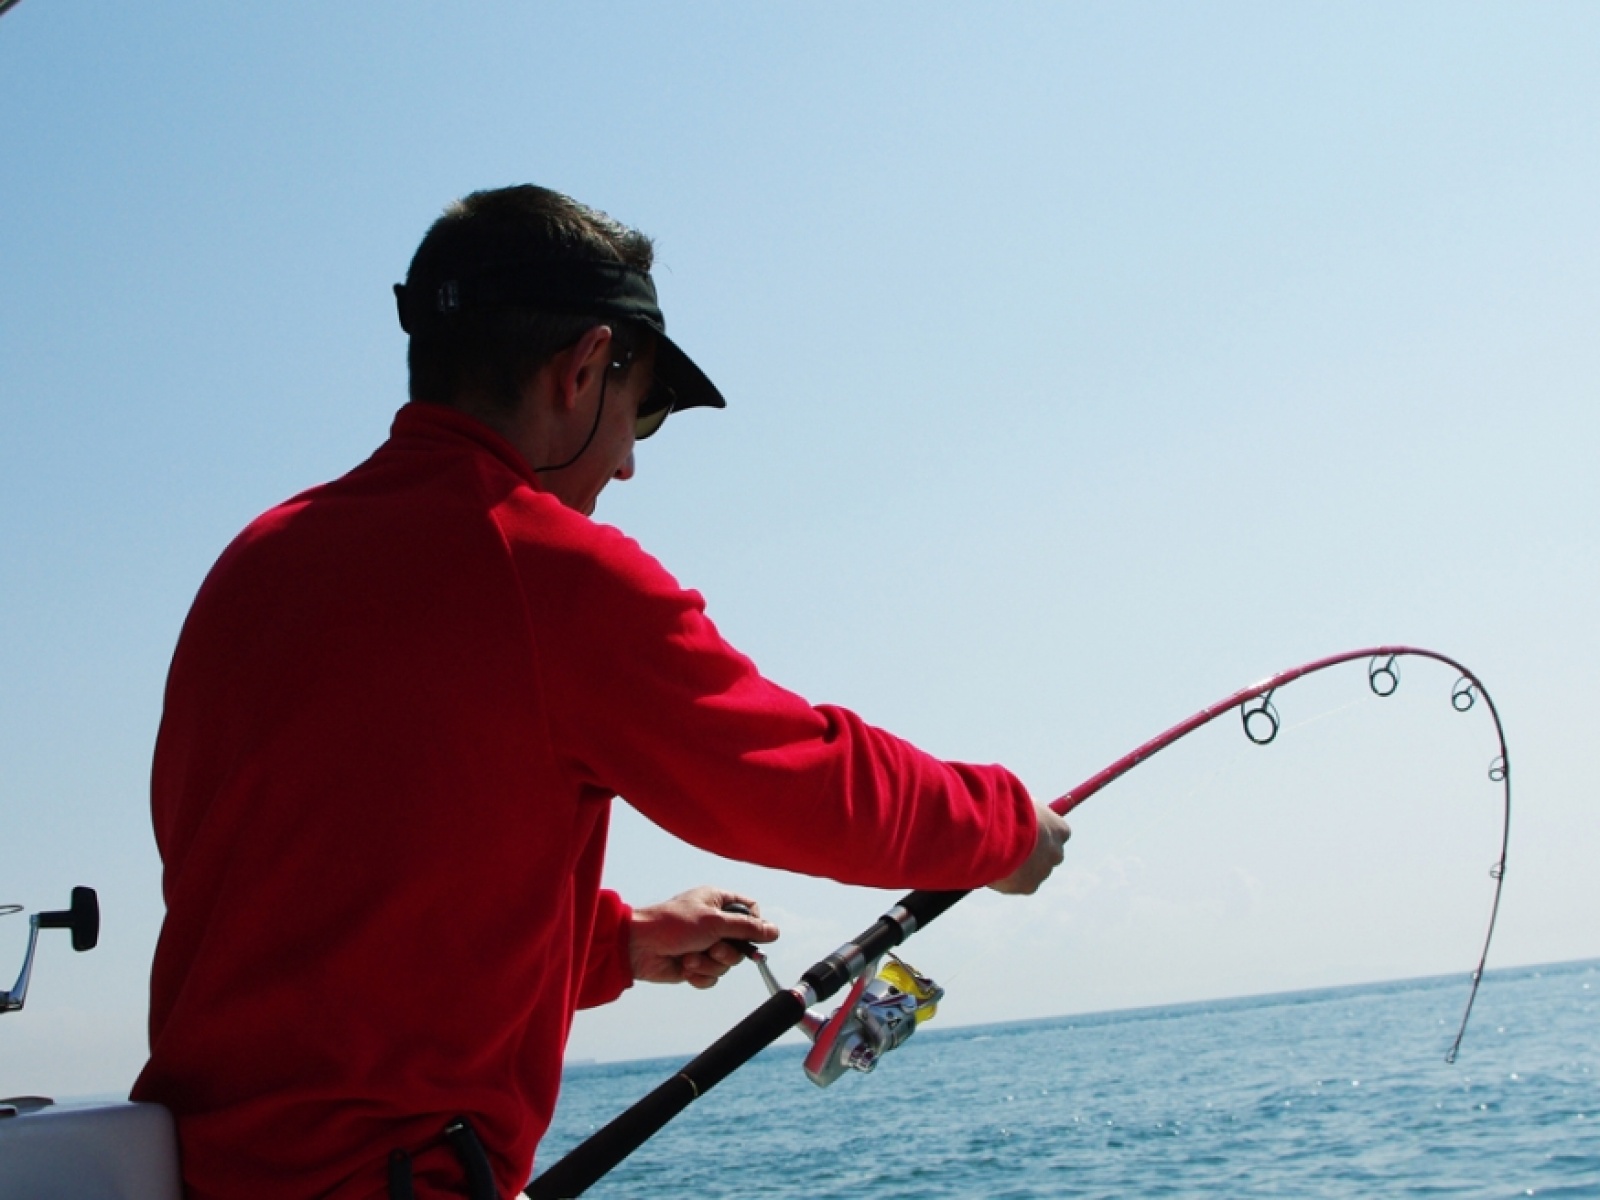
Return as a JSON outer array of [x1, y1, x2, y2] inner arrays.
[[394, 258, 726, 425]]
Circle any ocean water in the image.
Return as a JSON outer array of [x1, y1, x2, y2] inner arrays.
[[540, 960, 1599, 1198]]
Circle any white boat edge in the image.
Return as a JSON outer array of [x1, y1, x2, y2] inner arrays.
[[0, 1098, 182, 1200]]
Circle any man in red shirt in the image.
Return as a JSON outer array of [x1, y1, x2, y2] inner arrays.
[[134, 184, 1071, 1200]]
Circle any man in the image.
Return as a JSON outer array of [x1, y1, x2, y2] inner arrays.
[[134, 184, 1071, 1200]]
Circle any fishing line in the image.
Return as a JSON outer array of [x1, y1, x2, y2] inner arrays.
[[527, 645, 1511, 1199], [1052, 647, 1509, 1066], [1278, 693, 1370, 735]]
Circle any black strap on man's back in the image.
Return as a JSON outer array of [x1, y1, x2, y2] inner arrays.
[[388, 1116, 498, 1200], [444, 1117, 498, 1199]]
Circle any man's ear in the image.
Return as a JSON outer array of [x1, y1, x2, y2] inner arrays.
[[550, 325, 615, 412]]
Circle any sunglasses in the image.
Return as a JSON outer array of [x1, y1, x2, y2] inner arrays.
[[634, 390, 673, 441], [609, 344, 672, 441]]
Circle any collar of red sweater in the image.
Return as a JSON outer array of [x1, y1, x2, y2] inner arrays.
[[389, 401, 544, 491]]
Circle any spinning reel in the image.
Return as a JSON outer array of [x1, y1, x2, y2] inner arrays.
[[735, 919, 943, 1088]]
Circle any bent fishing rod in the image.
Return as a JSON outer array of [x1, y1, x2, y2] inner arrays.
[[527, 645, 1511, 1200]]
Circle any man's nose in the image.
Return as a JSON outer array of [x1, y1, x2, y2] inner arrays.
[[613, 451, 636, 482]]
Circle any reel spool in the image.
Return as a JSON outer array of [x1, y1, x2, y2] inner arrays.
[[741, 938, 943, 1089], [800, 953, 943, 1087]]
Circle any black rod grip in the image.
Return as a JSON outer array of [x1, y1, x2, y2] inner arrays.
[[525, 990, 807, 1199], [898, 886, 970, 931], [527, 886, 970, 1197], [798, 888, 969, 999]]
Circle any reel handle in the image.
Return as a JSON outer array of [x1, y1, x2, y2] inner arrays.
[[721, 901, 783, 998], [719, 901, 761, 960], [34, 886, 99, 952]]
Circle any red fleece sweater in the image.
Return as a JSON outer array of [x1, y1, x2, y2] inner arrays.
[[133, 403, 1036, 1199]]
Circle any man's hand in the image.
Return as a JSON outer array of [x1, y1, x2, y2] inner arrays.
[[628, 886, 780, 988], [988, 802, 1071, 895]]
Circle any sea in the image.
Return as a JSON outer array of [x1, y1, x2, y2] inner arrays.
[[540, 959, 1599, 1199]]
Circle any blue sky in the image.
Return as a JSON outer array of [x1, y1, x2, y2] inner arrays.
[[2, 3, 1596, 1090]]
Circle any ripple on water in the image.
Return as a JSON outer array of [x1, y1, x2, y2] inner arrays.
[[542, 961, 1600, 1198]]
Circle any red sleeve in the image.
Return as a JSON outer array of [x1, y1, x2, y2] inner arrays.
[[512, 515, 1037, 891], [577, 889, 634, 1009]]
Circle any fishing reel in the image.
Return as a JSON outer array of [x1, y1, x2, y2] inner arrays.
[[744, 943, 943, 1088], [799, 953, 943, 1087], [1, 887, 99, 1016]]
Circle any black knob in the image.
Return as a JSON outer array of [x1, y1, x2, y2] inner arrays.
[[721, 901, 759, 959], [35, 886, 99, 952]]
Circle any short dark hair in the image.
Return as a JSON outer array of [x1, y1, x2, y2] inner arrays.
[[402, 185, 655, 409]]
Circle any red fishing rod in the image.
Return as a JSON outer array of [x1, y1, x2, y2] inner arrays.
[[526, 645, 1511, 1199]]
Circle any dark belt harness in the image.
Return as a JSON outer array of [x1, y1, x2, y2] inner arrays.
[[388, 1116, 498, 1200]]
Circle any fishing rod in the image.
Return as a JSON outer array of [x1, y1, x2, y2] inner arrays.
[[526, 645, 1511, 1200]]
